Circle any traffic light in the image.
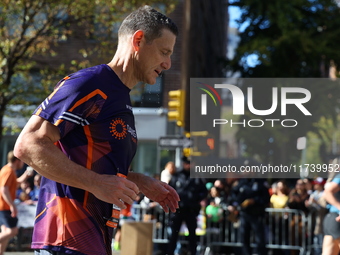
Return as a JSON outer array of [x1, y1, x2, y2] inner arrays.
[[168, 89, 185, 127], [182, 132, 191, 157], [191, 131, 215, 156], [183, 147, 191, 158]]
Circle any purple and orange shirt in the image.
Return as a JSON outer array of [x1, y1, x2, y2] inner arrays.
[[31, 64, 137, 255]]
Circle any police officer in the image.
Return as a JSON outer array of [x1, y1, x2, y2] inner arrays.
[[227, 176, 270, 255], [167, 157, 208, 255]]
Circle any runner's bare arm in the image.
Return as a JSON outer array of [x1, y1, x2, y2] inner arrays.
[[14, 115, 139, 208]]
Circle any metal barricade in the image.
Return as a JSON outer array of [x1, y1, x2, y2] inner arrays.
[[204, 208, 307, 255], [204, 207, 242, 255], [131, 204, 206, 254], [6, 203, 320, 254], [266, 208, 307, 254], [131, 204, 170, 243], [130, 204, 318, 255], [305, 208, 325, 255]]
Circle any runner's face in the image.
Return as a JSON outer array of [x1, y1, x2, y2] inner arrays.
[[135, 29, 176, 84]]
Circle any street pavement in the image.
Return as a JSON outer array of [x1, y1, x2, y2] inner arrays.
[[4, 251, 121, 255], [4, 253, 34, 255]]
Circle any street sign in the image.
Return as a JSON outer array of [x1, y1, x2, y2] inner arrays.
[[158, 136, 192, 148], [297, 136, 307, 150]]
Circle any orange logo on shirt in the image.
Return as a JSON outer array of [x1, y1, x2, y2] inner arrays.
[[110, 118, 127, 139]]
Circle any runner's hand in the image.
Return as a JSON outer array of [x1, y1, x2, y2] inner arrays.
[[90, 174, 139, 209]]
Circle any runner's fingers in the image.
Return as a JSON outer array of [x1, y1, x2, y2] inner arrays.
[[159, 201, 169, 213], [168, 186, 180, 201], [114, 198, 126, 209], [121, 178, 140, 195], [125, 186, 140, 201], [120, 193, 135, 205], [167, 198, 178, 212]]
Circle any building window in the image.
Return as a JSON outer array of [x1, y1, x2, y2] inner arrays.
[[130, 76, 163, 107], [131, 141, 159, 176]]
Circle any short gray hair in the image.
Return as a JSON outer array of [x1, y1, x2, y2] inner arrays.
[[118, 5, 178, 43]]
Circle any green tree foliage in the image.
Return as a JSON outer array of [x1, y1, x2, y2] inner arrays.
[[230, 0, 340, 77], [228, 0, 340, 165], [0, 0, 178, 138]]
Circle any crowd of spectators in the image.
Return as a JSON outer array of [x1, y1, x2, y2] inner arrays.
[[202, 177, 327, 255], [6, 159, 332, 254], [15, 170, 41, 205], [109, 159, 331, 255]]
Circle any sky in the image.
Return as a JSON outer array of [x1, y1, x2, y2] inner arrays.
[[229, 6, 242, 28], [228, 5, 259, 67]]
